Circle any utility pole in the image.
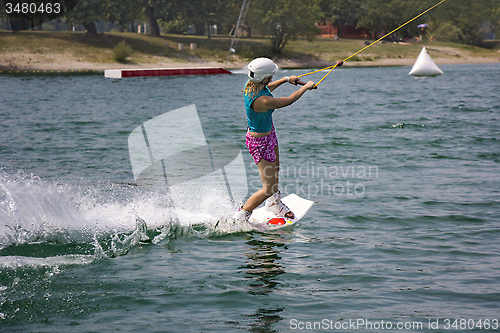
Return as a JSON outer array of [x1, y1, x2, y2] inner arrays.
[[226, 0, 251, 64]]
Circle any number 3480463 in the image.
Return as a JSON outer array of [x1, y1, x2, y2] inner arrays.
[[443, 319, 499, 330], [5, 2, 61, 14]]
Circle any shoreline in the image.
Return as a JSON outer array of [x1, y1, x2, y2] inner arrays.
[[1, 57, 498, 74], [1, 31, 498, 73], [1, 52, 498, 74]]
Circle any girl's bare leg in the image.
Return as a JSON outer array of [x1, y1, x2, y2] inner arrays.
[[242, 156, 278, 211], [243, 146, 294, 219]]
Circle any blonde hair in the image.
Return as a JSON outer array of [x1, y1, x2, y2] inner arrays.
[[243, 80, 264, 99]]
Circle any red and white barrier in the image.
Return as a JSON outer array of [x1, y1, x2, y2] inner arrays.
[[104, 67, 232, 78]]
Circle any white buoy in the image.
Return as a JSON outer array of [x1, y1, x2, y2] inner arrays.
[[409, 47, 443, 77]]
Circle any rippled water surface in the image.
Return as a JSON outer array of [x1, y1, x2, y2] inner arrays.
[[0, 63, 499, 332]]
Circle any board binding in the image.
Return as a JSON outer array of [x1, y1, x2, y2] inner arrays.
[[247, 193, 314, 231]]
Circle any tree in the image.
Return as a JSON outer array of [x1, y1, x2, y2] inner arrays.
[[427, 0, 496, 45], [352, 0, 496, 45], [355, 0, 432, 39], [104, 0, 142, 31], [145, 3, 161, 35], [3, 0, 79, 31], [173, 0, 232, 38], [491, 2, 500, 37], [320, 0, 362, 38], [66, 0, 174, 36], [255, 0, 323, 53], [150, 0, 187, 36], [65, 0, 104, 36]]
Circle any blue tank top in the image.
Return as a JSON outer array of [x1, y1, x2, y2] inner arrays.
[[244, 85, 274, 133]]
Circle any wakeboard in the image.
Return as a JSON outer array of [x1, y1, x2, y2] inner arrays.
[[247, 193, 314, 231]]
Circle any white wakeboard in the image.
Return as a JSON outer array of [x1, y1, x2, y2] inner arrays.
[[247, 193, 314, 231]]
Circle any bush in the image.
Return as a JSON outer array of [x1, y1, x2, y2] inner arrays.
[[463, 28, 486, 46], [433, 22, 464, 43], [161, 20, 188, 34], [113, 41, 132, 63]]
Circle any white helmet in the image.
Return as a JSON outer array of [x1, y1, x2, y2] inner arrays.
[[247, 57, 278, 83]]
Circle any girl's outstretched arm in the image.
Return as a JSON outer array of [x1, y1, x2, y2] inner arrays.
[[267, 75, 299, 92], [252, 81, 315, 112]]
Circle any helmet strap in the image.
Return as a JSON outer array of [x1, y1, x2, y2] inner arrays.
[[261, 76, 272, 86]]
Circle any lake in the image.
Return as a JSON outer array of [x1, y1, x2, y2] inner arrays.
[[0, 63, 499, 332]]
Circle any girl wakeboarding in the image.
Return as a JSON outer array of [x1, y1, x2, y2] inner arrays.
[[231, 0, 446, 224], [233, 57, 336, 223]]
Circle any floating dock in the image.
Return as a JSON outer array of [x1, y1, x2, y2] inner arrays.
[[104, 67, 232, 78]]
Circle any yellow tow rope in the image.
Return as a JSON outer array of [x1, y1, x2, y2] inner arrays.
[[298, 0, 447, 88]]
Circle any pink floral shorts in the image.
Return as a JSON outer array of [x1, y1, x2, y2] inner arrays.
[[246, 126, 278, 165]]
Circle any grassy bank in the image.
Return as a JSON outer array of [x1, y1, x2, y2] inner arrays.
[[1, 30, 499, 71], [285, 37, 500, 63]]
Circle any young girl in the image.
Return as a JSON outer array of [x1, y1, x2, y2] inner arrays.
[[233, 57, 316, 223]]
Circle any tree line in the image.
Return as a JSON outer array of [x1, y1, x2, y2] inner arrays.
[[3, 0, 499, 52], [321, 0, 500, 46]]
